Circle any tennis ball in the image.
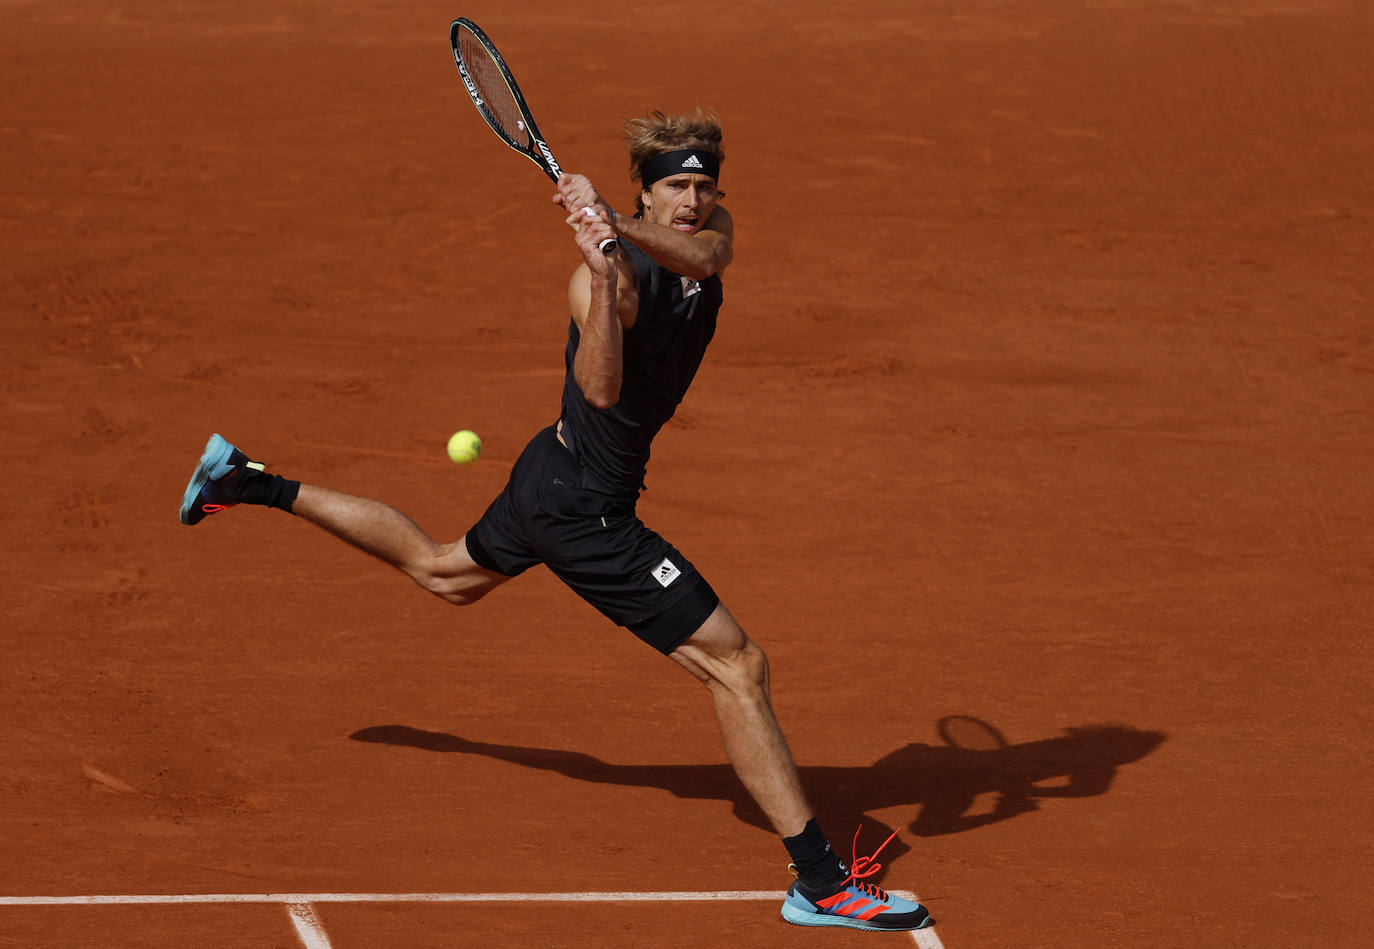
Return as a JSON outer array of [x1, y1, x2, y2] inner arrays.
[[446, 430, 482, 465]]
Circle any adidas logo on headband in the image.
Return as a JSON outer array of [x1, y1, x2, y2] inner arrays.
[[640, 148, 721, 186]]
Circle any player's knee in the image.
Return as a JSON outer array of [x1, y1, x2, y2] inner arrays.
[[673, 606, 772, 697], [713, 635, 771, 699], [407, 540, 506, 606], [739, 638, 771, 692], [434, 583, 489, 607], [411, 565, 488, 607]]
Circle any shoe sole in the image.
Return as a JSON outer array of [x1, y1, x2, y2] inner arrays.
[[179, 433, 237, 525], [781, 902, 934, 931]]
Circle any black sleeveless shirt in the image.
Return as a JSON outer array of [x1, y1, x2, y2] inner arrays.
[[559, 239, 723, 498]]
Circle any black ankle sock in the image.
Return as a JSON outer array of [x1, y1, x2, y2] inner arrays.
[[783, 819, 844, 887], [239, 472, 301, 513]]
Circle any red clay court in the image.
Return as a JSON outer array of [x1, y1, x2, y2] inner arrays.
[[3, 1, 1371, 946]]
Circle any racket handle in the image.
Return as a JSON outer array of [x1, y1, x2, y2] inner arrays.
[[582, 206, 617, 254]]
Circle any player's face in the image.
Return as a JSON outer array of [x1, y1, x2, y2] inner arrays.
[[641, 174, 720, 234]]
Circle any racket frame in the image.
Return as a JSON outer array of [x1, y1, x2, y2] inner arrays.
[[449, 18, 616, 253]]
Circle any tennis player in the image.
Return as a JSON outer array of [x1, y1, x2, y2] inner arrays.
[[179, 108, 931, 932]]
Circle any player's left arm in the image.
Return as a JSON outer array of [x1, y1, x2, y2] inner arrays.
[[556, 174, 733, 281], [610, 205, 733, 281]]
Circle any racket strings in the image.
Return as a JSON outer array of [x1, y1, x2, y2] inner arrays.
[[457, 32, 529, 146]]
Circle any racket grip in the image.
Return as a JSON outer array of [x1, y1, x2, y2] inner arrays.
[[581, 206, 617, 254]]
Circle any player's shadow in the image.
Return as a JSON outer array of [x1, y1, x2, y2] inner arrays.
[[350, 716, 1164, 870]]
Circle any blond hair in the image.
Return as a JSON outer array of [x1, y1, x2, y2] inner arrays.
[[622, 108, 724, 211]]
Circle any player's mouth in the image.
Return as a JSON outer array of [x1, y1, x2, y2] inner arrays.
[[672, 215, 699, 231]]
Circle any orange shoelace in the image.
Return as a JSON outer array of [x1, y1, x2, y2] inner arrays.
[[839, 825, 899, 902]]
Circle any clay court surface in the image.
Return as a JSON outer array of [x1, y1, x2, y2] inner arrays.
[[3, 0, 1372, 946]]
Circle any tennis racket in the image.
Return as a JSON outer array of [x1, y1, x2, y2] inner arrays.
[[449, 18, 617, 254]]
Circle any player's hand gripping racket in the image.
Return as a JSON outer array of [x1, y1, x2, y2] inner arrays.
[[449, 18, 616, 254]]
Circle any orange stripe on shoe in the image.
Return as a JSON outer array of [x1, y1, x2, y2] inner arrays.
[[816, 893, 852, 910], [837, 897, 874, 916], [853, 902, 891, 921]]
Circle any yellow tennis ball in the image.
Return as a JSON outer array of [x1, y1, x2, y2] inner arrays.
[[446, 430, 482, 465]]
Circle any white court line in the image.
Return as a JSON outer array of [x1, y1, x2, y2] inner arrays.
[[285, 903, 333, 949], [913, 927, 945, 949], [2, 890, 944, 947], [0, 889, 921, 905]]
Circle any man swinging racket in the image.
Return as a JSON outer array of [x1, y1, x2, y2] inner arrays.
[[179, 105, 932, 932]]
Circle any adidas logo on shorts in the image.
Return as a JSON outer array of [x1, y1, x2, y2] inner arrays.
[[652, 558, 681, 587], [680, 154, 704, 170]]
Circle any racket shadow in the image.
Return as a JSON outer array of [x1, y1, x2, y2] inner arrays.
[[350, 717, 1166, 873]]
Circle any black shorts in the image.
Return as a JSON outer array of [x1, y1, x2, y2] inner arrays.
[[464, 425, 719, 654]]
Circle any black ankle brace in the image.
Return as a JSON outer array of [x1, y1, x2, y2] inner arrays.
[[239, 472, 300, 513], [783, 818, 844, 887]]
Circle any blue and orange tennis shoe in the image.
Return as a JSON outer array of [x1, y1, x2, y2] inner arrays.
[[179, 433, 266, 525], [781, 826, 933, 931]]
